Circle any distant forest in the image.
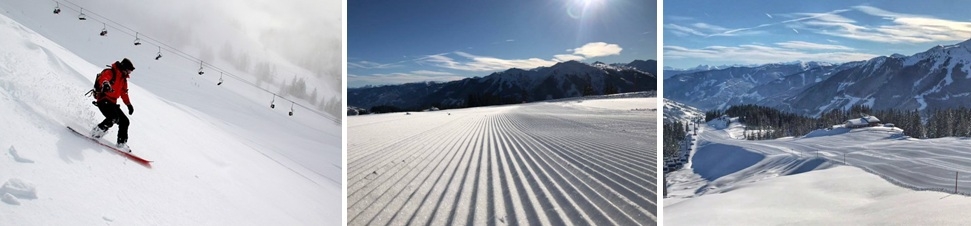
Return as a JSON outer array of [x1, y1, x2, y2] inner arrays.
[[663, 121, 687, 158], [702, 104, 971, 140]]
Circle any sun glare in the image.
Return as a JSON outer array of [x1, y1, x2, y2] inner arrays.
[[567, 0, 604, 19]]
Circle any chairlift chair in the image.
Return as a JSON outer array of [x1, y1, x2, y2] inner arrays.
[[78, 8, 86, 20], [288, 103, 294, 116], [155, 47, 162, 60], [53, 2, 61, 14], [217, 73, 224, 85], [99, 24, 107, 36], [197, 61, 205, 75], [270, 95, 276, 109], [133, 33, 142, 45]]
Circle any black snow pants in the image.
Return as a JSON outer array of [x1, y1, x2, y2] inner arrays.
[[96, 100, 129, 143]]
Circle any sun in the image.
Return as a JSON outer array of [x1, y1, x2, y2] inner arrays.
[[567, 0, 604, 19]]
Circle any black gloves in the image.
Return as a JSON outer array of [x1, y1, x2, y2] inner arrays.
[[127, 105, 134, 115], [101, 81, 112, 93]]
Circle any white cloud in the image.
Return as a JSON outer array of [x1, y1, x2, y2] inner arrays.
[[765, 13, 773, 19], [667, 24, 706, 36], [421, 54, 462, 69], [349, 71, 466, 87], [666, 22, 765, 37], [410, 70, 457, 76], [569, 42, 623, 58], [554, 54, 586, 61], [775, 41, 855, 51], [423, 52, 559, 71], [783, 10, 856, 24], [791, 6, 971, 43], [419, 42, 624, 71], [347, 60, 400, 69], [672, 6, 971, 44], [664, 43, 877, 65], [667, 9, 853, 38], [692, 23, 730, 33], [667, 15, 695, 21]]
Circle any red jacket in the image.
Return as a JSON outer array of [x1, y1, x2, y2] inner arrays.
[[97, 62, 131, 106]]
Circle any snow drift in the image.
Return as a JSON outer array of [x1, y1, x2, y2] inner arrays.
[[666, 117, 971, 224]]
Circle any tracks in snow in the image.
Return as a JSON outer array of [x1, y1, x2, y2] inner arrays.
[[347, 102, 656, 225]]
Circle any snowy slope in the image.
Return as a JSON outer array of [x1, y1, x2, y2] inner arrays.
[[666, 118, 971, 224], [0, 6, 340, 226], [662, 98, 702, 123], [667, 166, 971, 225], [347, 98, 657, 225]]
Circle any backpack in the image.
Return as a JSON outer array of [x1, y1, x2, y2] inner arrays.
[[85, 64, 118, 102]]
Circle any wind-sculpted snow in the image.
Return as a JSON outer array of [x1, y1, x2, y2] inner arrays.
[[667, 166, 971, 225], [666, 117, 971, 224], [690, 143, 764, 181], [348, 98, 657, 225], [675, 119, 971, 196]]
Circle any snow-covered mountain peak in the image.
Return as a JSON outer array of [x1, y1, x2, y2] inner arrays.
[[954, 38, 971, 48], [591, 61, 614, 69], [349, 59, 656, 110], [551, 60, 594, 71]]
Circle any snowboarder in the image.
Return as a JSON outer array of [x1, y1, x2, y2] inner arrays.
[[90, 58, 136, 148]]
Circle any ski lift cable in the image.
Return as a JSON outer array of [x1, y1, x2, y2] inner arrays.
[[54, 1, 334, 98], [49, 0, 341, 124], [48, 4, 212, 73], [53, 0, 340, 123], [80, 5, 337, 123], [58, 0, 324, 95]]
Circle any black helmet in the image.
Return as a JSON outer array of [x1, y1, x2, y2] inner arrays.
[[120, 58, 135, 71]]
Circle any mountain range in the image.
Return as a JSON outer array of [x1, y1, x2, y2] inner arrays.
[[349, 60, 657, 111], [665, 39, 971, 116]]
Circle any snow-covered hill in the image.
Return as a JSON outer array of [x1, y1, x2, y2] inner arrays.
[[662, 98, 702, 123], [665, 118, 971, 224], [348, 97, 657, 225], [0, 4, 340, 225]]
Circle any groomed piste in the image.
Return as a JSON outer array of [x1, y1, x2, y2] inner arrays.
[[348, 96, 657, 225]]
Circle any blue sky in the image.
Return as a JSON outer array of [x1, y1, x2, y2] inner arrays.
[[664, 0, 971, 69], [348, 0, 657, 87]]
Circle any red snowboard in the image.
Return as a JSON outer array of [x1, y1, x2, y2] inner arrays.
[[67, 126, 152, 168]]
